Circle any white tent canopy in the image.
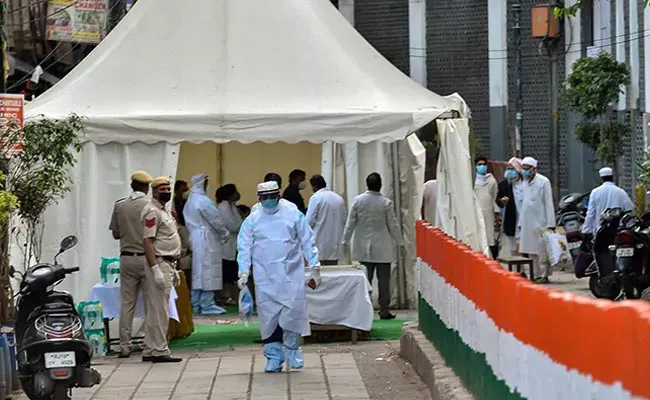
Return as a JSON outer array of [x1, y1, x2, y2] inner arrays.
[[27, 0, 461, 144], [20, 0, 474, 306]]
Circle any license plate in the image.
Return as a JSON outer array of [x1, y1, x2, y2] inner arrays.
[[568, 241, 582, 250], [44, 352, 76, 368], [616, 248, 634, 257]]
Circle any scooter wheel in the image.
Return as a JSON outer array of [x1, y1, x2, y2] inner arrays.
[[589, 275, 622, 300]]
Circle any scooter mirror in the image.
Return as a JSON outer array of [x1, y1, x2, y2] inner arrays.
[[59, 235, 78, 252]]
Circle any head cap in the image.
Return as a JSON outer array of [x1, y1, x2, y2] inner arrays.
[[599, 167, 613, 177], [131, 171, 152, 184], [257, 181, 280, 195], [191, 173, 207, 185], [508, 157, 523, 173], [522, 157, 538, 168], [152, 176, 171, 188]]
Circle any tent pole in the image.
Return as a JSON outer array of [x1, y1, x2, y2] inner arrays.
[[391, 141, 405, 308]]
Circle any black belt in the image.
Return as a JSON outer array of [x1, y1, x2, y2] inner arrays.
[[160, 256, 178, 263], [121, 252, 145, 257]]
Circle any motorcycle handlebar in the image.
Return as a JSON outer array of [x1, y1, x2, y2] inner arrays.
[[65, 267, 80, 273]]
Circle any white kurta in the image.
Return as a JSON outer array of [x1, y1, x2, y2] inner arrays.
[[581, 182, 634, 234], [422, 180, 437, 224], [342, 191, 401, 264], [237, 202, 320, 339], [518, 173, 556, 255], [184, 187, 230, 291], [306, 188, 347, 261], [217, 200, 243, 261], [474, 174, 498, 246]]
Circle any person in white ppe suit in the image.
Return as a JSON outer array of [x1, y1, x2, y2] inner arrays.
[[582, 167, 634, 235], [237, 181, 321, 373], [251, 172, 298, 213], [518, 157, 556, 284], [184, 173, 230, 315], [306, 175, 347, 265]]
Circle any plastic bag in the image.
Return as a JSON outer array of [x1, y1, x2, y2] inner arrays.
[[238, 286, 253, 327], [542, 230, 571, 268], [100, 257, 120, 286]]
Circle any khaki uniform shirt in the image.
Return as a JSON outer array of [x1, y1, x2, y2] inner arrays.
[[109, 192, 150, 253], [142, 199, 182, 258]]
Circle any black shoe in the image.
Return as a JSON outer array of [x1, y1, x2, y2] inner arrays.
[[142, 356, 153, 362], [118, 353, 130, 359], [151, 355, 182, 363], [379, 312, 396, 320]]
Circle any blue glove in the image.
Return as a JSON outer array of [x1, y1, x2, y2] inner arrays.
[[239, 286, 254, 326]]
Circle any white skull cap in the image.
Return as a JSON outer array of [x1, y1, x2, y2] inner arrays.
[[191, 173, 207, 185], [599, 167, 613, 177], [522, 157, 538, 168], [257, 181, 280, 194]]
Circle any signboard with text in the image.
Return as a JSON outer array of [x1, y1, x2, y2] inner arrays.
[[46, 0, 109, 44], [0, 94, 25, 157]]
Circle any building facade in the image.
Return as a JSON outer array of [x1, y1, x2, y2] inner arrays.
[[339, 0, 650, 195]]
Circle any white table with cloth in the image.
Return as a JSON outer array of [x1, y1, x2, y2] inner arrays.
[[304, 266, 374, 338], [89, 283, 179, 352]]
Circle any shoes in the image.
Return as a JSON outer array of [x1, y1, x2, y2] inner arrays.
[[283, 331, 303, 370], [142, 356, 153, 362], [379, 311, 396, 320], [118, 352, 130, 359], [263, 342, 284, 373], [535, 277, 550, 284], [152, 355, 183, 363]]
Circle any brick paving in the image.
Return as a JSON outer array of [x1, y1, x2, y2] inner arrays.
[[14, 352, 370, 400]]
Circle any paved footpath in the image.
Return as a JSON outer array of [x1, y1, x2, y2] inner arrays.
[[14, 351, 377, 400]]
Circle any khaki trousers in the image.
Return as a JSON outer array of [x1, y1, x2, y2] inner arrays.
[[143, 259, 174, 357], [119, 255, 148, 354]]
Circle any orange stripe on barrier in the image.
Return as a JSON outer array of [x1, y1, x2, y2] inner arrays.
[[414, 221, 650, 398]]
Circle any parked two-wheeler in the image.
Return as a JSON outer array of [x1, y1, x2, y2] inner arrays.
[[610, 213, 650, 299], [11, 235, 101, 400], [556, 192, 590, 262]]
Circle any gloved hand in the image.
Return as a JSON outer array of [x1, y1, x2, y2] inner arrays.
[[151, 265, 165, 290], [172, 269, 181, 287], [238, 273, 249, 289], [306, 268, 321, 289]]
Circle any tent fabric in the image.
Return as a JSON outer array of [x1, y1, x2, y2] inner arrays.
[[435, 119, 489, 255], [25, 0, 460, 144]]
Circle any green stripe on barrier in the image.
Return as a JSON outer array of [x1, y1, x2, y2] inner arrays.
[[418, 293, 525, 400]]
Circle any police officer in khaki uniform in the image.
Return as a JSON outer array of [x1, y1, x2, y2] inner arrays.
[[108, 170, 153, 358], [142, 176, 182, 363]]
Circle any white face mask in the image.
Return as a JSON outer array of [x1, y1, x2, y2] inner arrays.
[[298, 181, 306, 190]]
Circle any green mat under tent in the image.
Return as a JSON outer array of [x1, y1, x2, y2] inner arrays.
[[170, 318, 415, 350]]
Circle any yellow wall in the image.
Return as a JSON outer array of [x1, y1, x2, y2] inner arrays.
[[176, 141, 322, 206]]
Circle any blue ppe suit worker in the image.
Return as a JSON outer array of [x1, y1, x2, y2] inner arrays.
[[237, 181, 321, 373], [582, 167, 634, 235], [184, 173, 230, 315]]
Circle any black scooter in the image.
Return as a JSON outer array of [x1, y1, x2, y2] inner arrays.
[[556, 192, 589, 262], [11, 235, 101, 400], [611, 213, 650, 299]]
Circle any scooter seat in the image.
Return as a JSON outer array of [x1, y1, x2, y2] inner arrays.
[[40, 302, 76, 313]]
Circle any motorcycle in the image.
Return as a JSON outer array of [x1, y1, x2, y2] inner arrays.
[[11, 235, 101, 400], [556, 192, 589, 262], [586, 208, 630, 300], [610, 213, 650, 299]]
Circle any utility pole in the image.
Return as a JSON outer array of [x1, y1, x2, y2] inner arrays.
[[512, 1, 523, 157], [549, 52, 560, 202]]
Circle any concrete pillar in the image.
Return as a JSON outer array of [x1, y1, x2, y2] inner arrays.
[[409, 0, 426, 87], [629, 0, 640, 109], [644, 6, 650, 149], [616, 0, 626, 110], [488, 0, 508, 160]]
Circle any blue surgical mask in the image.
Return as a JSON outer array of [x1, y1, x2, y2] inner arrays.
[[506, 169, 517, 179], [476, 165, 488, 175], [261, 198, 279, 209], [522, 169, 532, 178]]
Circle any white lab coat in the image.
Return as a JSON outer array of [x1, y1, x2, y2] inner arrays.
[[422, 180, 437, 224], [237, 202, 320, 339], [474, 174, 499, 246], [582, 182, 634, 234], [306, 188, 347, 261], [342, 191, 401, 263], [518, 173, 556, 255], [217, 200, 243, 261], [184, 186, 230, 291]]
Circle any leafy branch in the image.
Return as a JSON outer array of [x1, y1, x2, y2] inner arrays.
[[555, 0, 650, 18]]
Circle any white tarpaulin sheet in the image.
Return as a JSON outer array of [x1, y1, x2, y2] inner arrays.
[[26, 0, 460, 144], [435, 119, 489, 255]]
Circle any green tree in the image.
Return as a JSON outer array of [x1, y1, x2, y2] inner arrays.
[[0, 114, 84, 270], [554, 1, 650, 18], [562, 52, 630, 180]]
